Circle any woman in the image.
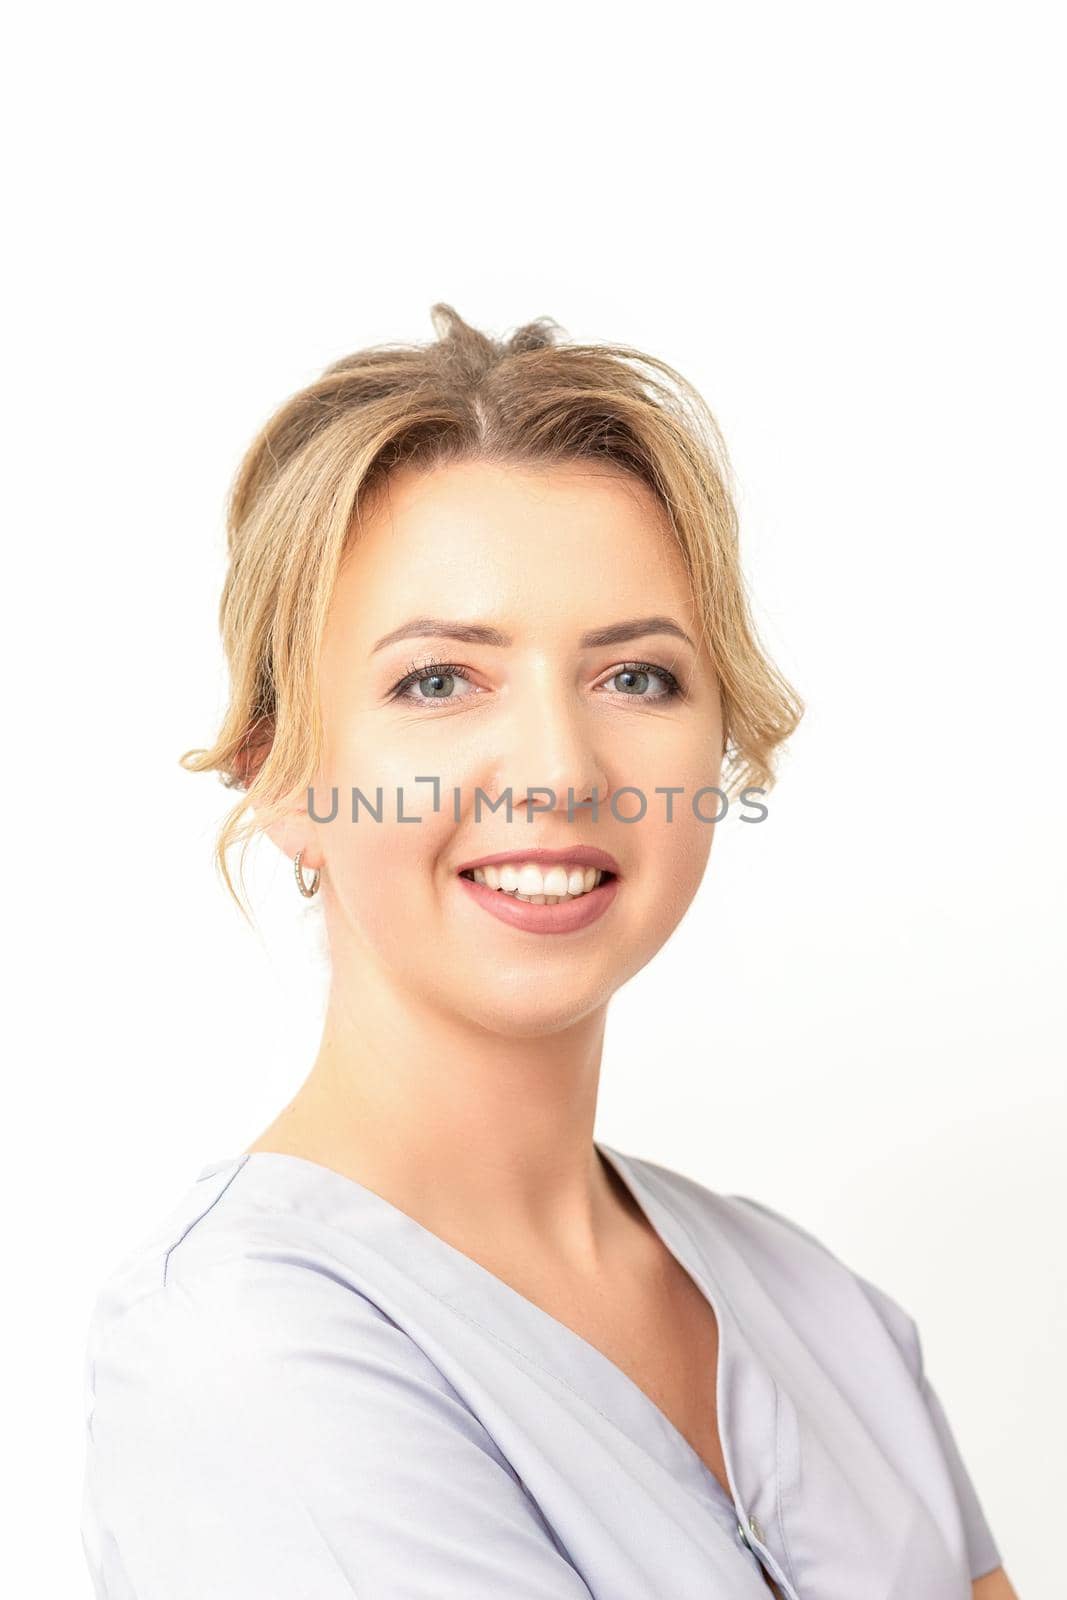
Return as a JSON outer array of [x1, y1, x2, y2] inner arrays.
[[80, 306, 1016, 1599]]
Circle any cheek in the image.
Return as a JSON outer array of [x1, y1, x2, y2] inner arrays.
[[620, 744, 720, 932], [624, 733, 722, 859], [643, 810, 716, 913], [317, 776, 456, 953]]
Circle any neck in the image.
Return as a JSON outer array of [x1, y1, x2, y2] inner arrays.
[[248, 940, 625, 1269]]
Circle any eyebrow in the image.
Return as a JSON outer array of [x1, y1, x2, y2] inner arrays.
[[371, 615, 695, 654]]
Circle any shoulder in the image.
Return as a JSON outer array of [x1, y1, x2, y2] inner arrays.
[[618, 1149, 923, 1381], [85, 1156, 256, 1337], [83, 1155, 463, 1427], [722, 1188, 923, 1374], [81, 1167, 587, 1597]]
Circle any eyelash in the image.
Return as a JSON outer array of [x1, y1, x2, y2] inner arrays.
[[388, 655, 685, 709]]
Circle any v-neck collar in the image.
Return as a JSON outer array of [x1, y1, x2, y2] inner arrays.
[[195, 1141, 792, 1590]]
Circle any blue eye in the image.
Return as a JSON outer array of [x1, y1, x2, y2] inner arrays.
[[608, 664, 682, 700], [388, 657, 684, 709], [389, 658, 480, 707]]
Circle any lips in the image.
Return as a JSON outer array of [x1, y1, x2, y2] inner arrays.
[[456, 864, 620, 934], [454, 845, 621, 877]]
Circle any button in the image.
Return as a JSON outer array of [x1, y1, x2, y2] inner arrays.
[[737, 1514, 765, 1549]]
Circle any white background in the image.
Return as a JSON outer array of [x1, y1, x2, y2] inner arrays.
[[5, 4, 1063, 1595]]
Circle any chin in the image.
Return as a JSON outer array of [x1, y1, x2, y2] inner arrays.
[[451, 982, 620, 1039]]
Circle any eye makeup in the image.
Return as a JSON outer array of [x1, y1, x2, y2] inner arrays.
[[386, 655, 686, 710]]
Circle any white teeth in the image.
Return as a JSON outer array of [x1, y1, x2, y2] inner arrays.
[[524, 863, 565, 896], [469, 862, 606, 902]]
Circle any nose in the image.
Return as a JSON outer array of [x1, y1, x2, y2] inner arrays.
[[490, 666, 610, 821]]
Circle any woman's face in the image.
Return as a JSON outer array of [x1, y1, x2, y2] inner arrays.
[[298, 458, 723, 1036]]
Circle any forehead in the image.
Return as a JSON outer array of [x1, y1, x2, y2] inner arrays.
[[332, 459, 695, 631]]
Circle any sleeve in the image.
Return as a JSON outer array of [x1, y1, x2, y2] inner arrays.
[[851, 1270, 1003, 1583], [82, 1258, 593, 1600]]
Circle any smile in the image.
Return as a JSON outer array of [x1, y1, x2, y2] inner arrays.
[[456, 860, 619, 935], [460, 862, 608, 904]]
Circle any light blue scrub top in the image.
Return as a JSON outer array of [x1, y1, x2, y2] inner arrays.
[[81, 1144, 1002, 1599]]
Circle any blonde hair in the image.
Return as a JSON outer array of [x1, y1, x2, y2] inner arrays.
[[180, 304, 803, 922]]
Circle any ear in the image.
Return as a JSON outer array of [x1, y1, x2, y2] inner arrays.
[[255, 784, 325, 873], [239, 717, 327, 873]]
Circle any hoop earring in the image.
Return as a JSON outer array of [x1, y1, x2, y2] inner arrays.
[[294, 849, 321, 898]]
